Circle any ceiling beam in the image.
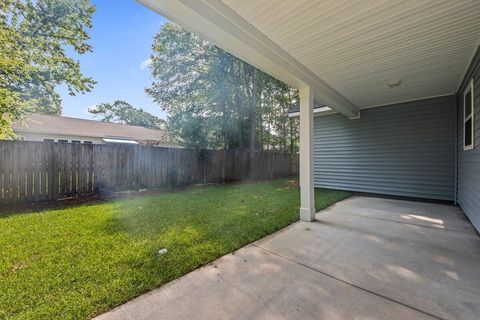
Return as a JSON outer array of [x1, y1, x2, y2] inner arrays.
[[138, 0, 360, 119]]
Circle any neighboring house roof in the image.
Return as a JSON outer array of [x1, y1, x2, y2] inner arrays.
[[13, 114, 174, 143]]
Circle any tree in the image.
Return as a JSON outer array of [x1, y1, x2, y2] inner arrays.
[[146, 24, 217, 148], [249, 67, 257, 178], [89, 100, 165, 129], [167, 107, 210, 148], [146, 23, 299, 152], [0, 0, 96, 139]]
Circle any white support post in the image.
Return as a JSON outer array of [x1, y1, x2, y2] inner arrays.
[[299, 86, 315, 221]]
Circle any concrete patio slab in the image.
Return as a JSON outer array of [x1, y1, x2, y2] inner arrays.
[[94, 196, 480, 320]]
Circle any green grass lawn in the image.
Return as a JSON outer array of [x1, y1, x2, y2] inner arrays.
[[0, 179, 350, 320]]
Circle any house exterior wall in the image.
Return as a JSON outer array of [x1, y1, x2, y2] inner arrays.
[[457, 47, 480, 232], [313, 95, 456, 201], [14, 132, 182, 148], [16, 132, 104, 144]]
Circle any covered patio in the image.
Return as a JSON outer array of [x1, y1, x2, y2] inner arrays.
[[138, 0, 480, 230], [95, 196, 480, 320], [97, 1, 480, 319]]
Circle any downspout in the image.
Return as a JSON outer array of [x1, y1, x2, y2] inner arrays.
[[454, 95, 458, 206]]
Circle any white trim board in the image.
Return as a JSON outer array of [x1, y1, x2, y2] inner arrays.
[[289, 93, 456, 118]]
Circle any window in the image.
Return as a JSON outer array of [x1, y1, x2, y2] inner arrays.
[[464, 79, 475, 150], [71, 140, 81, 144], [43, 138, 54, 143], [83, 141, 93, 144], [58, 139, 68, 143]]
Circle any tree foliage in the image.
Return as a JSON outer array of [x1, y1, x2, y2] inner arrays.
[[0, 0, 95, 139], [146, 23, 299, 152], [89, 100, 165, 129]]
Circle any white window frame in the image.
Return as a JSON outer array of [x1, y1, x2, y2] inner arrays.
[[463, 79, 475, 151]]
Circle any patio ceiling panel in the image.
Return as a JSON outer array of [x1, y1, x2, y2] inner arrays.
[[139, 0, 360, 119], [223, 0, 480, 108]]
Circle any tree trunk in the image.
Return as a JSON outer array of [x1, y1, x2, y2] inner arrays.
[[281, 99, 287, 152], [235, 88, 242, 149], [222, 108, 227, 180], [289, 118, 295, 154], [249, 68, 257, 180]]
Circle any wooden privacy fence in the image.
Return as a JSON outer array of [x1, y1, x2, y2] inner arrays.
[[0, 141, 299, 205]]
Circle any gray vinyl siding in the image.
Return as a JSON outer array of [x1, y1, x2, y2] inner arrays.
[[457, 46, 480, 232], [313, 95, 456, 201]]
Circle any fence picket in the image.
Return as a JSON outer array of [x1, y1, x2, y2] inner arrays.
[[17, 142, 26, 200], [11, 142, 20, 203], [0, 142, 4, 201]]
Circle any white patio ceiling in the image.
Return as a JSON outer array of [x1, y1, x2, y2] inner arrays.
[[141, 0, 480, 115], [223, 0, 480, 108]]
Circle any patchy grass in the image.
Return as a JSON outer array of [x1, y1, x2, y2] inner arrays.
[[0, 179, 350, 320]]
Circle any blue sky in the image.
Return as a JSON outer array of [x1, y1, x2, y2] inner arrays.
[[58, 0, 167, 120]]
